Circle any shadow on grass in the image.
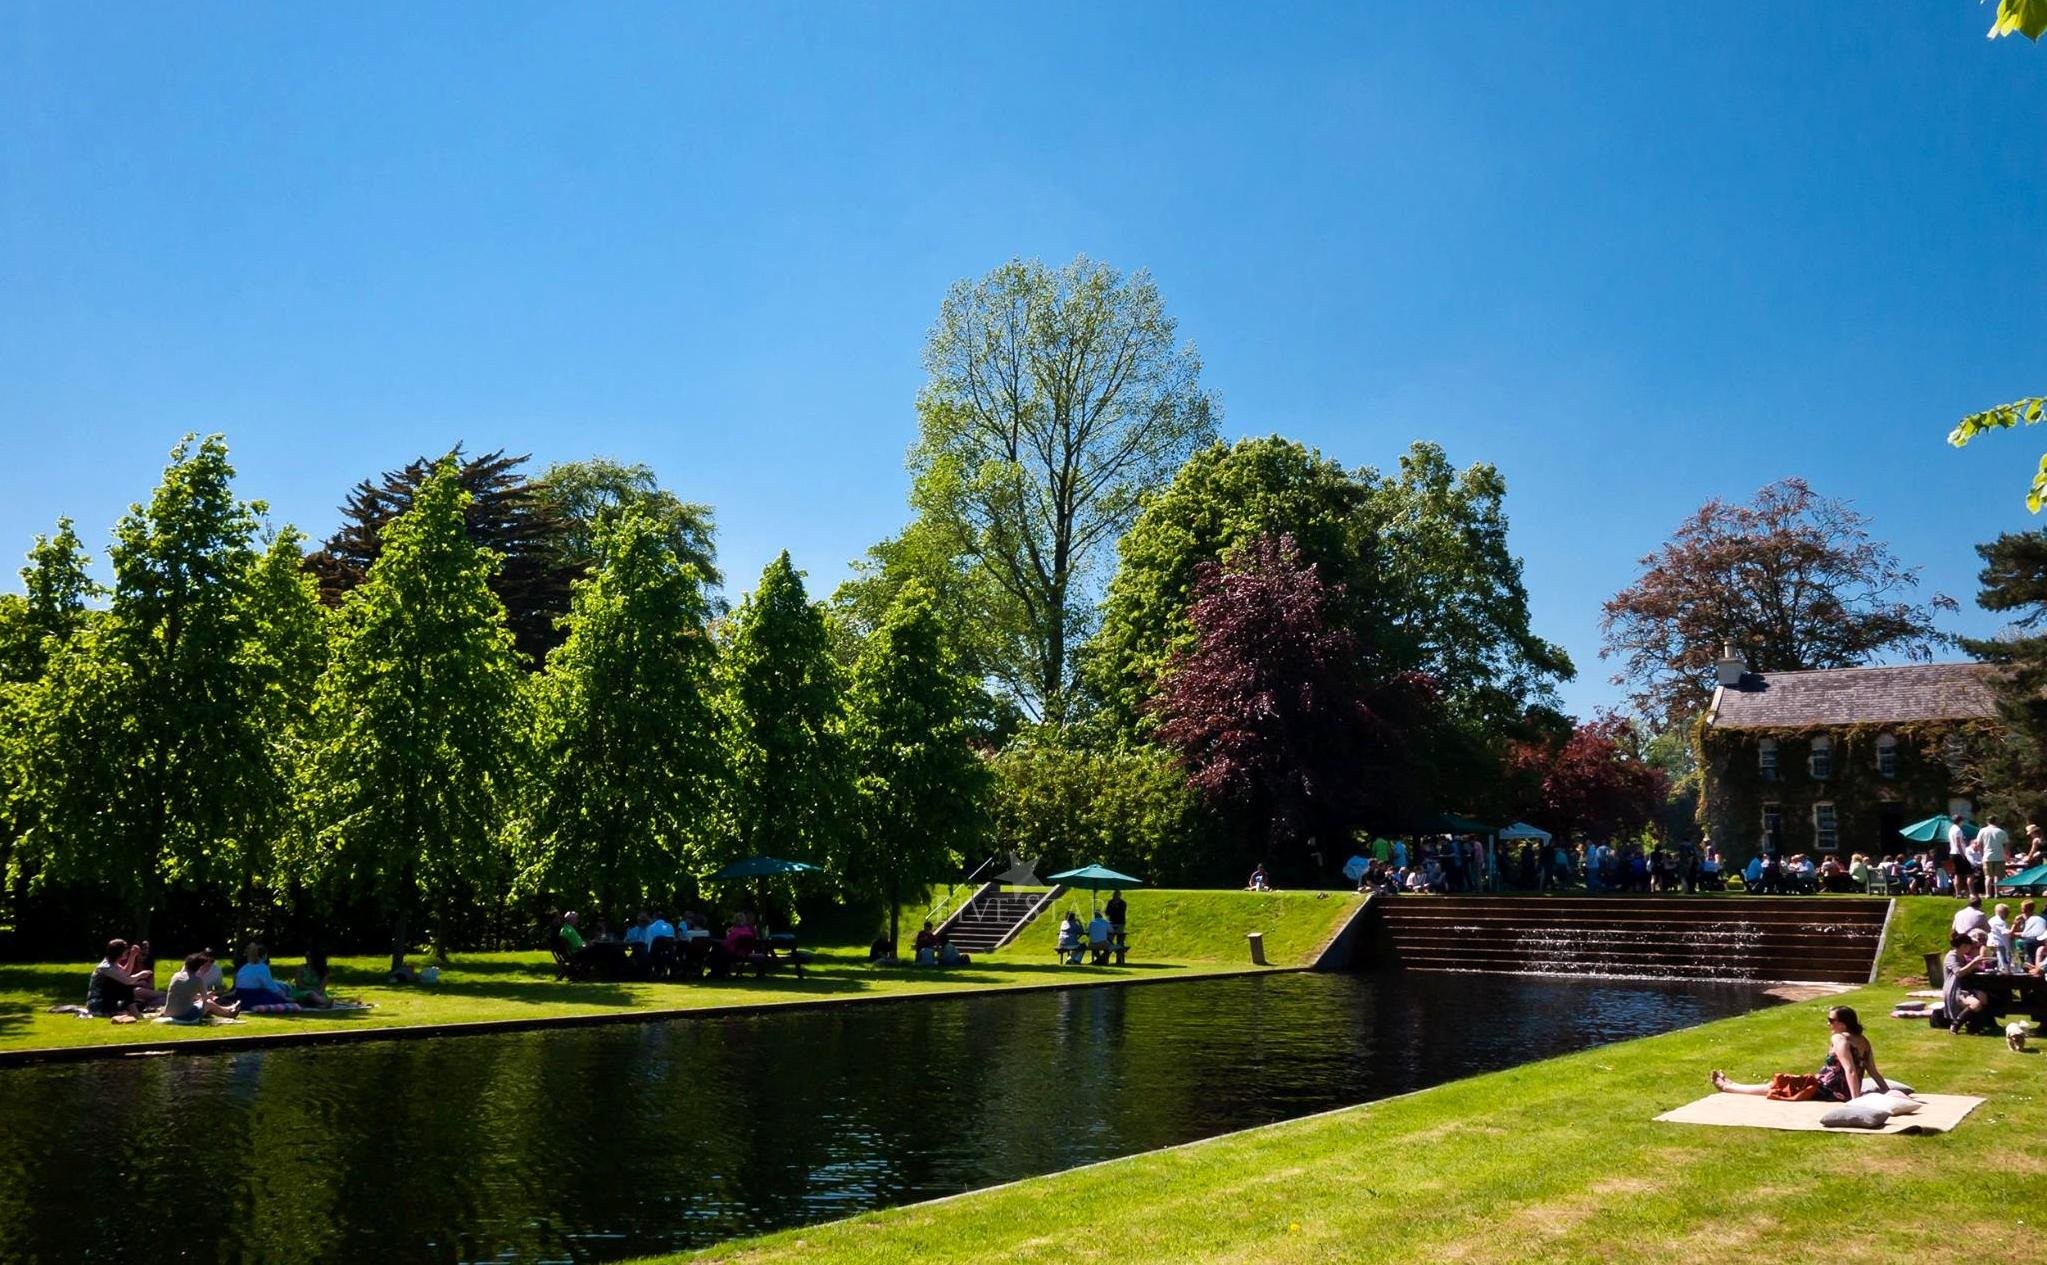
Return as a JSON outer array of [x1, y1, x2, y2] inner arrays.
[[0, 1000, 29, 1038]]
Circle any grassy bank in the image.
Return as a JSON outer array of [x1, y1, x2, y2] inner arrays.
[[0, 889, 1362, 1057], [999, 888, 1362, 965], [654, 897, 2037, 1265]]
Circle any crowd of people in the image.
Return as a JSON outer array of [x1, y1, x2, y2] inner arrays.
[[65, 937, 348, 1023], [553, 907, 813, 980], [1054, 893, 1129, 965], [1939, 896, 2047, 1036]]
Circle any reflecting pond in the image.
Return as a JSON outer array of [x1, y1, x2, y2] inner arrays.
[[0, 971, 1779, 1263]]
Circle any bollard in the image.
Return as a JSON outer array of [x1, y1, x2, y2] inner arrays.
[[1246, 931, 1267, 965]]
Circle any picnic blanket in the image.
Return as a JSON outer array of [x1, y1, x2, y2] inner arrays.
[[1656, 1092, 1983, 1135], [239, 1001, 302, 1015], [151, 1014, 242, 1026]]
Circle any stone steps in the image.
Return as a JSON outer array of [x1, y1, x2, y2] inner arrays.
[[1371, 896, 1891, 984], [938, 889, 1057, 953]]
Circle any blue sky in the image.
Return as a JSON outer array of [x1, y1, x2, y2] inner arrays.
[[3, 3, 2042, 718]]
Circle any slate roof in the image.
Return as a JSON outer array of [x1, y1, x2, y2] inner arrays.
[[1707, 662, 2001, 731]]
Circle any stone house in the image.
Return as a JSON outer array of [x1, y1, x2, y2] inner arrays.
[[1695, 649, 2001, 862]]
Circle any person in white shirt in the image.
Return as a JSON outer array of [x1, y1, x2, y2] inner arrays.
[[1978, 816, 2011, 898], [2015, 900, 2046, 970], [1989, 903, 2015, 972], [1952, 896, 1989, 940]]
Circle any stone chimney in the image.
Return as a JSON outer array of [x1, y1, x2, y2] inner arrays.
[[1715, 642, 1747, 687]]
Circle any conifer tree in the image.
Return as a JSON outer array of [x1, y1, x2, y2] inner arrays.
[[716, 553, 852, 877], [523, 509, 722, 919], [293, 458, 524, 967], [842, 581, 991, 950]]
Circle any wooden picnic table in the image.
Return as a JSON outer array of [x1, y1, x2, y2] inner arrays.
[[1971, 973, 2047, 1023]]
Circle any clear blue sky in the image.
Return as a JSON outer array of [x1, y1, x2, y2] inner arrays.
[[3, 4, 2042, 718]]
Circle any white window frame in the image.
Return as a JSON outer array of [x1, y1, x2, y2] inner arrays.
[[1809, 735, 1832, 780], [1762, 803, 1784, 847], [1876, 733, 1898, 779], [1758, 737, 1778, 781], [1813, 802, 1839, 853]]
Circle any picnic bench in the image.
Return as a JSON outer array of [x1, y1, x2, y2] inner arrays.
[[1924, 953, 2047, 1024]]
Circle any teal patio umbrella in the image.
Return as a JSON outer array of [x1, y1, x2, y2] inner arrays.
[[707, 856, 823, 933], [1999, 863, 2047, 893], [1898, 815, 1978, 843], [1047, 863, 1143, 914]]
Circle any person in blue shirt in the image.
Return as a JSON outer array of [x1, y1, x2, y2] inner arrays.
[[645, 911, 675, 943], [232, 943, 294, 1008], [625, 914, 650, 950], [1744, 854, 1765, 887]]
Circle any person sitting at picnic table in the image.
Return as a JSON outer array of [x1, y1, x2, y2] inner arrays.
[[1087, 910, 1113, 964], [232, 944, 295, 1008], [162, 951, 240, 1022], [624, 912, 651, 953], [1944, 930, 1994, 1035], [1056, 911, 1086, 964], [1990, 903, 2016, 972], [85, 939, 154, 1019], [723, 911, 760, 959], [1952, 896, 1988, 939], [1709, 1005, 1889, 1103], [2017, 901, 2046, 971]]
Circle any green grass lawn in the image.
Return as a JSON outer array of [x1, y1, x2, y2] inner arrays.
[[0, 889, 1364, 1056], [998, 888, 1363, 966], [647, 896, 2041, 1265]]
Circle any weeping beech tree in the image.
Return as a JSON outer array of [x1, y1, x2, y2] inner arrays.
[[291, 458, 525, 969]]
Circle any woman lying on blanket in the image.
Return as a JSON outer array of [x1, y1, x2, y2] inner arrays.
[[1710, 1005, 1890, 1103]]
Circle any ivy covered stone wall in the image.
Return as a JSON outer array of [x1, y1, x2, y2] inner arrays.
[[1695, 720, 1995, 865]]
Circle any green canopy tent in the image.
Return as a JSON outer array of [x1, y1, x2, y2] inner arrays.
[[1898, 815, 1978, 844], [1046, 863, 1143, 915]]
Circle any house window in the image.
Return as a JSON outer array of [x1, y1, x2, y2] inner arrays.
[[1809, 735, 1832, 780], [1762, 804, 1784, 849], [1877, 733, 1898, 779], [1813, 803, 1839, 852], [1758, 738, 1778, 781]]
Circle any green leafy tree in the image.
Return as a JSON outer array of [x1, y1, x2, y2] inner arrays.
[[841, 582, 991, 950], [1087, 437, 1570, 743], [716, 552, 852, 876], [0, 519, 98, 682], [1988, 0, 2047, 39], [11, 436, 274, 929], [533, 457, 720, 591], [236, 527, 329, 915], [903, 255, 1218, 725], [987, 735, 1225, 885], [1960, 529, 2047, 820], [292, 458, 525, 968], [522, 508, 723, 919]]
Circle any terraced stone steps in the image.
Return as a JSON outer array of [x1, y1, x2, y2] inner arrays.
[[1372, 896, 1890, 984], [937, 887, 1060, 954]]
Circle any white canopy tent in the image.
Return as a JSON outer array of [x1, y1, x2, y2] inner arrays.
[[1497, 821, 1553, 843]]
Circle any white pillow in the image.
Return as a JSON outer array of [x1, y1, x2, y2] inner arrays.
[[1884, 1079, 1914, 1096], [1821, 1101, 1892, 1129], [1882, 1091, 1922, 1115]]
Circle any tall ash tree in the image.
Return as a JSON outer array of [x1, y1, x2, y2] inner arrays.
[[1150, 535, 1430, 873], [291, 458, 525, 968], [11, 436, 282, 930], [901, 255, 1217, 726], [841, 581, 991, 952], [522, 508, 723, 920], [1960, 529, 2047, 820], [716, 552, 853, 875], [1601, 477, 1951, 729]]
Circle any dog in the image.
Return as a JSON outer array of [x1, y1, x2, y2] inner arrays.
[[2008, 1021, 2031, 1052]]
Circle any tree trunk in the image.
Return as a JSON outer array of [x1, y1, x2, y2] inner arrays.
[[887, 878, 901, 957], [389, 903, 410, 973]]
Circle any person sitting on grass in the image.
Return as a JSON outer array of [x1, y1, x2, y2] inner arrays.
[[290, 951, 332, 1008], [1944, 929, 1994, 1034], [937, 932, 971, 967], [232, 943, 295, 1008], [1247, 864, 1271, 892], [85, 939, 153, 1019], [1057, 911, 1086, 964], [1710, 1005, 1889, 1103], [913, 920, 939, 966], [162, 952, 240, 1022]]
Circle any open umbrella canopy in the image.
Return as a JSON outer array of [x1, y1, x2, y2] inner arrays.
[[2000, 863, 2047, 891], [1416, 812, 1496, 835], [1898, 815, 1977, 843], [708, 856, 823, 881], [1047, 863, 1143, 891]]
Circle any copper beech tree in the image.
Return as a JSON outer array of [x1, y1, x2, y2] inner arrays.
[[1149, 534, 1429, 868], [1600, 478, 1951, 729], [1506, 715, 1667, 843]]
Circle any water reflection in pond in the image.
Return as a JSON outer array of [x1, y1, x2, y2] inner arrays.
[[0, 971, 1779, 1263]]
